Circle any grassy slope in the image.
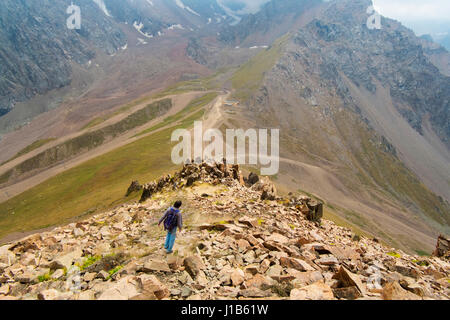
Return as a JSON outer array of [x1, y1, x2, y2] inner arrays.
[[0, 99, 172, 185], [231, 34, 289, 101], [1, 138, 56, 165], [0, 105, 206, 240], [135, 92, 218, 137]]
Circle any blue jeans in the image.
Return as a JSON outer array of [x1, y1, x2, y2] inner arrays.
[[164, 228, 177, 253]]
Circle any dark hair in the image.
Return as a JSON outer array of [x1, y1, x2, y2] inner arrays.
[[174, 200, 182, 208]]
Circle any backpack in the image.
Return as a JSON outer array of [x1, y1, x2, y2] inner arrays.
[[164, 208, 179, 231]]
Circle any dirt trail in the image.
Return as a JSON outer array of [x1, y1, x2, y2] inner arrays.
[[0, 92, 202, 174], [0, 92, 224, 203]]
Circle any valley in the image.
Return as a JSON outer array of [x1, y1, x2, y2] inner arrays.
[[0, 0, 449, 261]]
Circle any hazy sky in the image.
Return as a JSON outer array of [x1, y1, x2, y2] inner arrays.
[[237, 0, 450, 36], [373, 0, 450, 23]]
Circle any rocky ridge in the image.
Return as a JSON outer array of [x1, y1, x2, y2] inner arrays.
[[0, 162, 449, 300]]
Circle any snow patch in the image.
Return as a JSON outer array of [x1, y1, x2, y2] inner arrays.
[[174, 0, 200, 16], [168, 24, 185, 30], [92, 0, 111, 17], [133, 21, 154, 38]]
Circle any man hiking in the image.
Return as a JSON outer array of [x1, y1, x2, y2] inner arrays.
[[158, 200, 183, 254]]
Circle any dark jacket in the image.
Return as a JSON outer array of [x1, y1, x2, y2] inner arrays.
[[159, 207, 182, 231]]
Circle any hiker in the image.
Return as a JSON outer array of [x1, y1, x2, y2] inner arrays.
[[158, 200, 183, 254]]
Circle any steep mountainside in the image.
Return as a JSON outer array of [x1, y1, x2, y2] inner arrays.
[[0, 0, 126, 118], [0, 162, 448, 300], [0, 0, 249, 133], [219, 0, 450, 251], [0, 0, 449, 262]]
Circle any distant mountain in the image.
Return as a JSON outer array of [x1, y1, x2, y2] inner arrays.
[[0, 0, 126, 118], [0, 0, 249, 128]]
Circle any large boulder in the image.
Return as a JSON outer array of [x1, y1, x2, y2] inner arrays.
[[433, 235, 449, 259], [98, 276, 140, 300], [136, 275, 169, 300], [247, 172, 260, 186], [0, 245, 16, 266], [290, 281, 334, 300], [126, 180, 142, 196], [381, 281, 422, 300], [183, 255, 206, 278], [252, 177, 277, 200]]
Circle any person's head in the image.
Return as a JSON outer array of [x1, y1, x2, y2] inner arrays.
[[173, 200, 182, 209]]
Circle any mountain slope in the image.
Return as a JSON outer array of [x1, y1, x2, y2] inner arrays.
[[219, 0, 450, 252], [0, 163, 448, 300]]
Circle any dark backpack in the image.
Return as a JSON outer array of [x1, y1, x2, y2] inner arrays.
[[164, 208, 179, 231]]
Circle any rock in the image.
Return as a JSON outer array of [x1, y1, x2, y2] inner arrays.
[[237, 239, 251, 251], [290, 281, 334, 300], [142, 259, 171, 273], [267, 233, 289, 244], [97, 270, 110, 280], [306, 201, 323, 223], [85, 253, 125, 273], [381, 281, 422, 300], [332, 286, 361, 300], [259, 259, 271, 274], [332, 266, 365, 295], [126, 181, 142, 196], [247, 172, 259, 186], [399, 279, 425, 297], [51, 269, 65, 280], [239, 288, 272, 298], [217, 286, 239, 298], [73, 228, 85, 237], [394, 261, 420, 279], [137, 275, 169, 300], [167, 256, 183, 270], [193, 271, 208, 290], [280, 257, 315, 271], [266, 264, 283, 277], [98, 276, 140, 300], [315, 255, 339, 266], [48, 248, 83, 270], [178, 271, 193, 285], [252, 177, 277, 200], [0, 284, 10, 296], [238, 217, 259, 228], [292, 271, 324, 288], [170, 289, 181, 297], [181, 287, 193, 298], [38, 289, 60, 300], [245, 274, 274, 290], [183, 255, 206, 278], [77, 290, 96, 300], [432, 235, 449, 259], [0, 245, 15, 266], [15, 272, 35, 284], [83, 272, 97, 282], [244, 265, 260, 275], [231, 269, 245, 286]]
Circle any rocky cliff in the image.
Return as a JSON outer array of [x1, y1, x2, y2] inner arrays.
[[0, 162, 448, 300], [0, 0, 126, 118]]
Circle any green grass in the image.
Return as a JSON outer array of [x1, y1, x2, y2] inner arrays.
[[135, 92, 218, 137], [2, 138, 57, 165], [81, 117, 107, 130], [231, 34, 289, 101], [0, 104, 206, 241], [77, 255, 101, 271], [0, 99, 172, 186]]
